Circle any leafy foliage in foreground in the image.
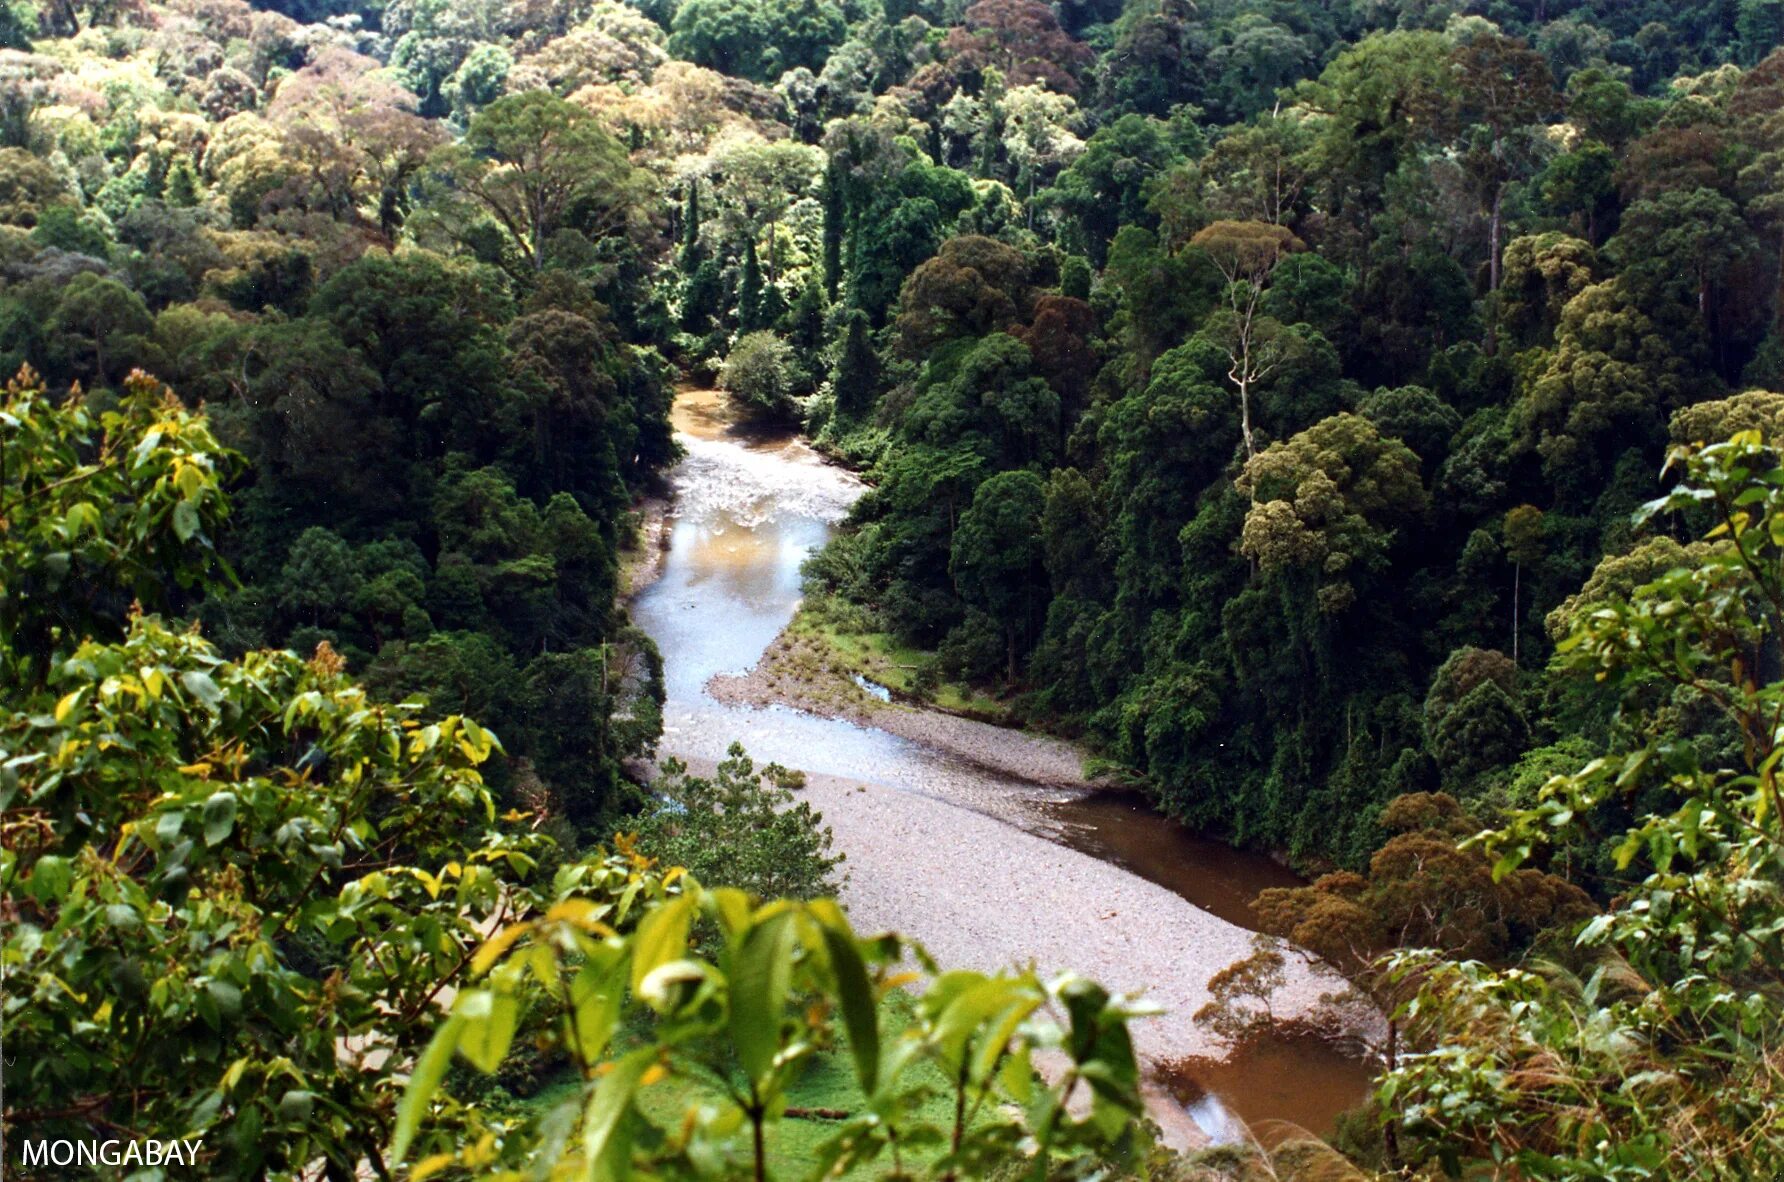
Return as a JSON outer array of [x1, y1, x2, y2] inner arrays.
[[1, 369, 559, 1173], [0, 369, 1157, 1182], [1375, 435, 1784, 1178], [394, 878, 1157, 1182]]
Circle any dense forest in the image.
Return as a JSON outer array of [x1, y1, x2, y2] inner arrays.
[[9, 0, 1784, 1175]]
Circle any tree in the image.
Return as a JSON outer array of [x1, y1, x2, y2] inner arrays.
[[1606, 187, 1759, 370], [433, 91, 649, 274], [1043, 114, 1183, 263], [2, 363, 1151, 1180], [763, 0, 847, 75], [829, 305, 878, 420], [0, 369, 552, 1176], [1538, 140, 1617, 243], [737, 234, 765, 328], [1251, 789, 1591, 1153], [951, 469, 1048, 681], [1000, 84, 1084, 222], [520, 642, 664, 826], [392, 873, 1156, 1182], [894, 234, 1031, 356], [1422, 647, 1528, 793], [1670, 389, 1784, 444], [1503, 504, 1544, 664], [1444, 34, 1557, 306], [1238, 413, 1427, 616], [719, 330, 795, 417], [669, 0, 770, 79], [50, 273, 154, 388], [1497, 232, 1597, 349], [703, 132, 823, 286], [515, 3, 669, 91], [681, 177, 704, 271], [445, 43, 513, 122], [784, 273, 827, 354], [1513, 277, 1700, 487], [821, 150, 845, 298], [1357, 385, 1462, 477], [1096, 336, 1237, 612], [1200, 111, 1315, 227], [635, 744, 841, 899], [1012, 294, 1096, 423], [1205, 15, 1313, 122], [1188, 219, 1303, 463], [939, 0, 1093, 95], [1299, 31, 1451, 237], [1739, 0, 1784, 64]]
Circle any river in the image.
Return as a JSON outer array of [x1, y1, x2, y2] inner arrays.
[[630, 387, 1374, 1146]]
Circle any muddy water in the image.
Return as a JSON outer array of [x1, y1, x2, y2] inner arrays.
[[1038, 790, 1304, 930], [631, 389, 1374, 1144], [1161, 1029, 1378, 1148]]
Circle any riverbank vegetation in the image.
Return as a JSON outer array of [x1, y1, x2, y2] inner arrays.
[[712, 587, 1013, 720], [9, 0, 1784, 1175]]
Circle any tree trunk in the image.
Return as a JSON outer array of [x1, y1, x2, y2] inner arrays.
[[1238, 375, 1256, 464], [1488, 184, 1504, 294], [1382, 1018, 1402, 1168], [1485, 184, 1504, 356], [1512, 562, 1521, 666]]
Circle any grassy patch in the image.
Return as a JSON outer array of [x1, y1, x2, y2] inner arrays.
[[786, 594, 1009, 720]]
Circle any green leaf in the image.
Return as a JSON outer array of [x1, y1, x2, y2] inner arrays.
[[278, 1090, 315, 1121], [1576, 914, 1613, 946], [203, 791, 238, 847], [28, 855, 71, 902], [455, 990, 521, 1074], [582, 1048, 655, 1182], [569, 955, 627, 1067], [730, 911, 797, 1086], [207, 978, 242, 1019], [970, 995, 1040, 1087], [181, 670, 222, 711], [933, 978, 1024, 1073], [391, 1015, 465, 1163], [820, 923, 879, 1096], [1000, 1041, 1034, 1104], [172, 500, 200, 542], [630, 894, 693, 995]]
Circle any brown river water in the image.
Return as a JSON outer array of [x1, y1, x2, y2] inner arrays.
[[630, 388, 1374, 1146]]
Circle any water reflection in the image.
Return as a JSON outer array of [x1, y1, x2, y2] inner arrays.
[[1159, 1029, 1380, 1149]]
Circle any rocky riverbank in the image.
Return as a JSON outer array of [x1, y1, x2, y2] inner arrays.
[[707, 629, 1090, 790], [618, 494, 673, 602], [658, 750, 1371, 1149]]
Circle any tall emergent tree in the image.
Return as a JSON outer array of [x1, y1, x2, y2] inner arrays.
[[1189, 219, 1303, 464], [432, 90, 650, 275]]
